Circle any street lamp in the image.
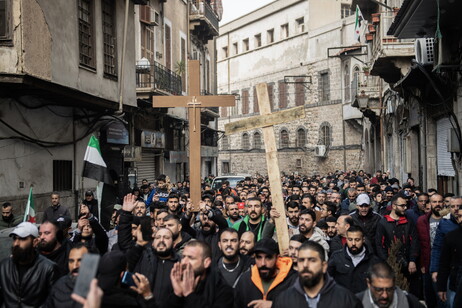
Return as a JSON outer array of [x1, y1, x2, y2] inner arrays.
[[357, 90, 369, 111], [136, 57, 151, 72]]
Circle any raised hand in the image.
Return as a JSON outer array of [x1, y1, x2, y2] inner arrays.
[[181, 263, 200, 297], [170, 262, 184, 297], [123, 193, 137, 212], [130, 273, 152, 298]]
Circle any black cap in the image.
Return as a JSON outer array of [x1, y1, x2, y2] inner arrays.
[[253, 238, 279, 256], [85, 190, 94, 197]]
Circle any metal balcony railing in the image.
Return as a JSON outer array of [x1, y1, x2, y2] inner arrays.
[[136, 61, 182, 96], [190, 0, 219, 33]]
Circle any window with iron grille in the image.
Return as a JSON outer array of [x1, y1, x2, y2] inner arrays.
[[53, 160, 72, 191], [78, 0, 95, 69], [242, 133, 250, 150], [242, 89, 249, 114], [253, 87, 259, 114], [0, 0, 12, 44], [295, 78, 305, 106], [254, 132, 262, 149], [102, 0, 117, 77], [296, 128, 306, 147], [278, 81, 287, 108], [280, 130, 289, 148], [319, 123, 332, 146], [318, 72, 330, 102]]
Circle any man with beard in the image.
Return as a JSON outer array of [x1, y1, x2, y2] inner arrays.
[[133, 200, 147, 217], [126, 227, 179, 307], [0, 202, 23, 230], [233, 198, 267, 241], [43, 192, 71, 223], [181, 201, 228, 261], [340, 188, 358, 215], [38, 220, 71, 277], [350, 193, 381, 254], [225, 197, 242, 227], [234, 238, 297, 308], [217, 228, 251, 286], [273, 241, 361, 308], [329, 215, 353, 256], [328, 225, 381, 293], [166, 194, 181, 215], [298, 209, 329, 257], [288, 234, 306, 271], [325, 216, 337, 241], [163, 214, 192, 257], [239, 230, 256, 256], [375, 194, 419, 296], [0, 222, 58, 307], [45, 243, 90, 308], [357, 262, 424, 308], [416, 193, 445, 307], [406, 192, 429, 225], [167, 240, 233, 307]]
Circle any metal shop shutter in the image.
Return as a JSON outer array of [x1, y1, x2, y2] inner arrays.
[[136, 149, 156, 185], [436, 117, 455, 177]]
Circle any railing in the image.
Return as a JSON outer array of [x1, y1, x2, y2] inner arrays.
[[136, 61, 182, 96], [190, 0, 219, 32]]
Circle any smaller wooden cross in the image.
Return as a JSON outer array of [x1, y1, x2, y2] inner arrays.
[[153, 60, 235, 211], [225, 83, 305, 253]]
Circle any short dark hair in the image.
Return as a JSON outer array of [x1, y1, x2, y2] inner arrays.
[[286, 201, 300, 210], [163, 214, 181, 224], [290, 234, 306, 243], [326, 216, 337, 223], [390, 194, 405, 205], [185, 240, 212, 260], [298, 240, 326, 262], [367, 262, 395, 282], [323, 202, 337, 215], [168, 194, 179, 201], [219, 228, 239, 240], [299, 209, 316, 221], [246, 197, 262, 204], [2, 202, 11, 208], [347, 224, 364, 236], [41, 220, 64, 243], [443, 193, 455, 199]]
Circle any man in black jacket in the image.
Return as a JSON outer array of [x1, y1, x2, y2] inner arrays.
[[350, 193, 381, 254], [166, 240, 233, 308], [38, 220, 71, 277], [0, 222, 58, 307], [126, 227, 179, 307], [273, 241, 362, 308], [42, 192, 71, 223], [328, 225, 381, 293]]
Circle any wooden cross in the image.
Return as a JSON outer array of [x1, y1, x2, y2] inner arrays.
[[224, 83, 305, 253], [153, 60, 235, 211]]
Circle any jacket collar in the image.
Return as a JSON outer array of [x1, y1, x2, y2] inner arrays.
[[384, 215, 408, 225]]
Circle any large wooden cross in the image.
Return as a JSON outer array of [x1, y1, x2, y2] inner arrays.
[[224, 83, 305, 252], [153, 60, 235, 211]]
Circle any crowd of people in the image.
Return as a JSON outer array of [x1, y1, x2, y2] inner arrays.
[[1, 170, 462, 308]]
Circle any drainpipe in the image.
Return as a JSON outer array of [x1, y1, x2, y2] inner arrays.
[[118, 0, 130, 113]]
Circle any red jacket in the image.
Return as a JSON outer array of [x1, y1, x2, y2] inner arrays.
[[416, 212, 432, 272]]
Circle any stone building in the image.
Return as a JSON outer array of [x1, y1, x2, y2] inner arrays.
[[216, 0, 366, 176]]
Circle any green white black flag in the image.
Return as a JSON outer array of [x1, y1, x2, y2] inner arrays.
[[82, 136, 112, 184]]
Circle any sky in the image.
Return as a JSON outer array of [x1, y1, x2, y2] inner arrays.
[[220, 0, 275, 25]]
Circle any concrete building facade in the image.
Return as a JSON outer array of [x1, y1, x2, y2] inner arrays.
[[216, 0, 365, 176]]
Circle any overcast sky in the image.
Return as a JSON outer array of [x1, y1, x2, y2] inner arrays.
[[220, 0, 275, 25]]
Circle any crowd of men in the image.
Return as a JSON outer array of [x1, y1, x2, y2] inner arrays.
[[1, 170, 462, 308]]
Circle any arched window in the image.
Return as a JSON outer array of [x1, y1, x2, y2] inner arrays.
[[352, 66, 360, 97], [319, 122, 332, 146], [344, 64, 350, 101], [242, 133, 250, 150], [254, 132, 262, 149], [296, 128, 306, 147], [221, 136, 229, 150], [280, 129, 289, 148]]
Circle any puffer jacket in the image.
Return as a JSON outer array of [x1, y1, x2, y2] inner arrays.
[[234, 257, 296, 307], [0, 254, 58, 308], [350, 209, 382, 253], [273, 274, 362, 308]]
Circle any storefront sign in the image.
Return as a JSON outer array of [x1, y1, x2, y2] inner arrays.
[[141, 130, 165, 148]]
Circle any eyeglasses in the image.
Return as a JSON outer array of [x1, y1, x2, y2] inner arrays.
[[396, 203, 407, 208], [371, 286, 395, 294]]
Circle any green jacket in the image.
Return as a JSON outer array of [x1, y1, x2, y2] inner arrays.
[[0, 215, 24, 230], [233, 215, 266, 241]]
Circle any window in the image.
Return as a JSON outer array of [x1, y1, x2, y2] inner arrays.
[[296, 128, 306, 147], [341, 4, 353, 19], [141, 24, 154, 62], [319, 72, 330, 102], [352, 66, 360, 98], [295, 78, 305, 106], [254, 34, 261, 48], [233, 42, 238, 55], [319, 123, 332, 146], [242, 133, 250, 150], [222, 46, 228, 58], [0, 0, 12, 43], [344, 64, 350, 101], [102, 0, 117, 77], [296, 159, 302, 168], [53, 160, 72, 191], [278, 80, 287, 108], [296, 17, 305, 33], [281, 23, 289, 39], [222, 162, 230, 174], [242, 89, 249, 114], [243, 38, 249, 51], [267, 83, 275, 111], [280, 130, 289, 148], [78, 0, 96, 68], [253, 86, 259, 114], [267, 29, 274, 43], [180, 37, 186, 91], [165, 23, 172, 69], [222, 136, 229, 150], [254, 132, 262, 149]]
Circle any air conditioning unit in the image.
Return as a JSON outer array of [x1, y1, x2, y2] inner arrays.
[[314, 145, 327, 157], [150, 8, 160, 26], [415, 38, 435, 65]]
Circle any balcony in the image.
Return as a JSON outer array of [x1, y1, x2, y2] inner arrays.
[[369, 11, 415, 83], [189, 0, 219, 44], [136, 60, 182, 97]]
